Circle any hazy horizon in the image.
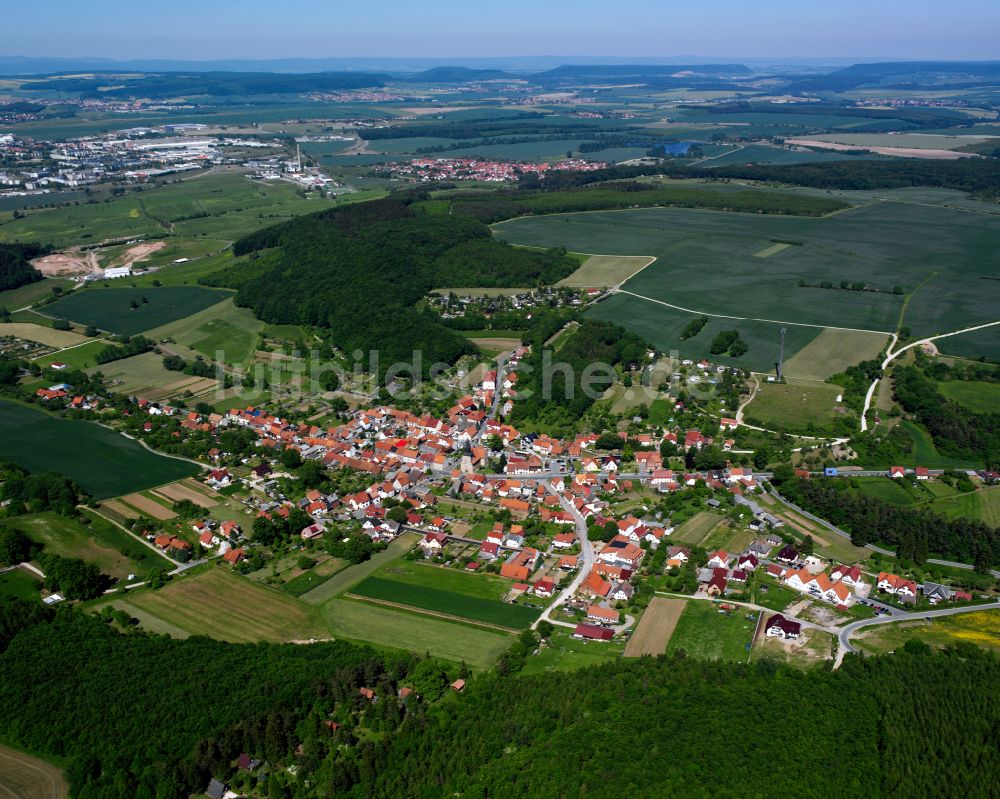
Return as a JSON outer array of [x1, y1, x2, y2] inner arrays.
[[2, 0, 998, 63]]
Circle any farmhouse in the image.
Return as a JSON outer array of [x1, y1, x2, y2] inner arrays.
[[573, 622, 615, 641], [765, 614, 801, 640]]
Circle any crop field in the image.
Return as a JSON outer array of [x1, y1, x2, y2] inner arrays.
[[743, 379, 846, 433], [0, 743, 68, 799], [126, 568, 327, 642], [672, 511, 726, 545], [373, 560, 512, 599], [33, 341, 112, 370], [556, 254, 654, 287], [0, 322, 90, 348], [936, 380, 1000, 414], [351, 576, 540, 629], [0, 172, 336, 247], [698, 144, 865, 167], [87, 351, 218, 400], [665, 600, 755, 661], [320, 598, 512, 668], [781, 329, 890, 381], [0, 278, 73, 310], [0, 399, 198, 499], [497, 199, 1000, 361], [43, 286, 231, 337], [938, 327, 1000, 362], [120, 492, 176, 520], [281, 558, 349, 597], [624, 597, 687, 656], [298, 533, 419, 605], [154, 480, 219, 508], [142, 297, 263, 366]]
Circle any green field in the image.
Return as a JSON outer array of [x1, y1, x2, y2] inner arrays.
[[898, 420, 980, 470], [371, 560, 513, 600], [673, 511, 725, 545], [781, 328, 890, 381], [521, 628, 625, 675], [87, 351, 218, 399], [855, 610, 1000, 657], [0, 278, 73, 311], [351, 576, 540, 629], [33, 340, 110, 370], [0, 172, 337, 248], [0, 568, 41, 601], [555, 254, 653, 287], [125, 568, 327, 643], [142, 296, 263, 366], [298, 533, 419, 605], [1, 511, 170, 580], [497, 198, 1000, 361], [665, 600, 756, 661], [0, 399, 198, 499], [43, 286, 231, 337], [927, 486, 1000, 527], [937, 381, 1000, 415], [851, 477, 916, 506], [744, 379, 847, 433], [320, 598, 512, 668]]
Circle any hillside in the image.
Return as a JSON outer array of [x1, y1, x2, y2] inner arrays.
[[0, 243, 44, 292]]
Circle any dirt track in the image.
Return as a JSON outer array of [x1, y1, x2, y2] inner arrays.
[[33, 249, 101, 277]]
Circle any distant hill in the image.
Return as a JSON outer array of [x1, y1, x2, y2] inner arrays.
[[788, 60, 1000, 93], [402, 66, 517, 83]]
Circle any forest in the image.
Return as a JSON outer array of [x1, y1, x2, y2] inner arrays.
[[772, 470, 999, 568], [210, 198, 576, 375], [0, 242, 45, 292], [0, 598, 997, 799]]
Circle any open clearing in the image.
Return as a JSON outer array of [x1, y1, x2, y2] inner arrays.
[[0, 399, 198, 499], [555, 254, 654, 287], [43, 286, 231, 337], [665, 600, 755, 661], [625, 597, 687, 656], [782, 328, 890, 381], [855, 609, 1000, 656], [497, 197, 1000, 362], [126, 568, 327, 642], [0, 323, 90, 348], [33, 248, 101, 278], [0, 743, 67, 799], [320, 598, 511, 668], [743, 378, 847, 433]]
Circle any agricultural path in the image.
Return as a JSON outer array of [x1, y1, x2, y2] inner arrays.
[[860, 319, 1000, 431], [834, 599, 1000, 668]]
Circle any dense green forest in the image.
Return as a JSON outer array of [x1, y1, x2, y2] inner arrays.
[[0, 243, 45, 292], [892, 365, 1000, 467], [0, 599, 997, 799], [210, 198, 576, 374], [772, 470, 999, 568]]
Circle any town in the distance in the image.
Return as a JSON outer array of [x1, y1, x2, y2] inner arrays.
[[0, 36, 998, 799]]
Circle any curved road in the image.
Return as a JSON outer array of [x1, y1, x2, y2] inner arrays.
[[861, 319, 1000, 431], [835, 600, 1000, 668]]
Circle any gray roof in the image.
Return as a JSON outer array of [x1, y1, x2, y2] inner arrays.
[[206, 779, 227, 799]]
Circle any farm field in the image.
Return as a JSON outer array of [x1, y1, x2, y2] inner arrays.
[[0, 322, 90, 348], [125, 568, 327, 643], [43, 286, 231, 337], [281, 558, 349, 597], [851, 477, 916, 506], [743, 379, 847, 433], [0, 171, 337, 248], [0, 278, 73, 310], [555, 254, 654, 287], [664, 599, 756, 661], [87, 351, 218, 400], [350, 576, 540, 629], [0, 399, 198, 499], [0, 743, 68, 799], [926, 486, 1000, 527], [368, 560, 513, 600], [781, 328, 890, 381], [936, 380, 1000, 415], [33, 340, 111, 370], [298, 533, 419, 605], [854, 609, 1000, 656], [522, 628, 625, 675], [320, 598, 513, 668], [496, 198, 1000, 361], [142, 296, 263, 366], [898, 420, 979, 470], [624, 597, 687, 656], [673, 511, 725, 545]]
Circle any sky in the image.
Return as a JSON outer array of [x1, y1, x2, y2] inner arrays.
[[1, 0, 998, 62]]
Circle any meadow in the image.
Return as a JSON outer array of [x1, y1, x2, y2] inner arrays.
[[926, 486, 1000, 528], [142, 296, 263, 366], [664, 600, 755, 661], [673, 511, 726, 545], [86, 351, 218, 400], [781, 329, 889, 381], [497, 198, 1000, 362], [0, 568, 42, 601], [743, 379, 847, 433], [43, 286, 230, 336], [936, 380, 1000, 414], [855, 610, 1000, 656], [521, 628, 625, 675], [0, 399, 198, 499], [555, 254, 654, 288]]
